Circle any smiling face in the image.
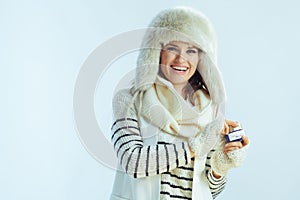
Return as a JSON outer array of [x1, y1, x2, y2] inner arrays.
[[159, 41, 200, 92]]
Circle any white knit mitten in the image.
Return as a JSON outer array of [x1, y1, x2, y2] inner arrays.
[[210, 141, 249, 176], [188, 118, 223, 158]]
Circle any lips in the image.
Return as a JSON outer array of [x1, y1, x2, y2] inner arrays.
[[170, 65, 189, 72]]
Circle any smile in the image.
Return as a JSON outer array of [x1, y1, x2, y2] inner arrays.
[[171, 65, 189, 72]]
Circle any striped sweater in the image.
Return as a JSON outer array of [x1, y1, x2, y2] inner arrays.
[[111, 89, 226, 199]]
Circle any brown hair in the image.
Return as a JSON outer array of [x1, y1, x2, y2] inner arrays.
[[184, 69, 210, 104]]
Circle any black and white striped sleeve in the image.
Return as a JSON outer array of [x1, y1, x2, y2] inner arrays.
[[111, 89, 192, 178], [205, 150, 227, 199]]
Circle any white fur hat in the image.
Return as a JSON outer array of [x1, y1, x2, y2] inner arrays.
[[134, 7, 226, 105]]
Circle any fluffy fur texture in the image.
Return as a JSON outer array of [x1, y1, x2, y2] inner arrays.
[[135, 7, 226, 106]]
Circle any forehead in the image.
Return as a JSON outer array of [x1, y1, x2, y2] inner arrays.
[[165, 41, 198, 49]]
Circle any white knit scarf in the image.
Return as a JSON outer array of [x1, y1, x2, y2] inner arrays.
[[134, 76, 222, 200], [136, 76, 219, 137]]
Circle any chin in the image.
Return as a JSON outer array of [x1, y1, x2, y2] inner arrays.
[[169, 79, 188, 86]]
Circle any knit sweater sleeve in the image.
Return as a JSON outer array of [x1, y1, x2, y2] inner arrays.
[[111, 89, 192, 178], [205, 149, 227, 199]]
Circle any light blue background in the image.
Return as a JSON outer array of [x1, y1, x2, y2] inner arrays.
[[1, 0, 300, 199]]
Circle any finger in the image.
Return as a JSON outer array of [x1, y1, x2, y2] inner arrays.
[[224, 142, 243, 150], [225, 120, 239, 128], [225, 141, 243, 149], [224, 147, 240, 153], [223, 122, 229, 135], [242, 135, 250, 146]]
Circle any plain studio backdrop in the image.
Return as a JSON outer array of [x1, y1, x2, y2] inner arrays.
[[1, 0, 299, 199]]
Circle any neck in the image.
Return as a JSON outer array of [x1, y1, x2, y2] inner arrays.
[[173, 84, 186, 99]]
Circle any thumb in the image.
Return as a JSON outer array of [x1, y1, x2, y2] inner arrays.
[[242, 135, 250, 147]]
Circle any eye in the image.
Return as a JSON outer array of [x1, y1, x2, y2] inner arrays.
[[165, 46, 179, 52], [187, 49, 198, 54]]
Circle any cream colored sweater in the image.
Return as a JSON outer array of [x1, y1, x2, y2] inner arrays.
[[111, 88, 226, 199]]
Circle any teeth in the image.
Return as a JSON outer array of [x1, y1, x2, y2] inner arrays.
[[172, 66, 188, 71]]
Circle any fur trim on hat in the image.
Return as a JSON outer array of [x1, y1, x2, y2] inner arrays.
[[135, 6, 226, 105]]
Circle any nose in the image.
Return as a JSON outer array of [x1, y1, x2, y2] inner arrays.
[[176, 52, 186, 63]]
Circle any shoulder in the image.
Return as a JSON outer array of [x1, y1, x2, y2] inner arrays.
[[113, 88, 133, 106], [112, 88, 137, 118]]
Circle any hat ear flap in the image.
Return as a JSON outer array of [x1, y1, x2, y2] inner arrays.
[[198, 54, 226, 105]]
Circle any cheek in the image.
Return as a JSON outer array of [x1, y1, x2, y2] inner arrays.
[[189, 57, 199, 76], [189, 58, 198, 71], [191, 56, 199, 66], [160, 52, 176, 65]]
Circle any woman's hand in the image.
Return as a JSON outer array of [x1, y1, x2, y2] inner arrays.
[[222, 120, 249, 154], [222, 120, 238, 134], [211, 120, 250, 177]]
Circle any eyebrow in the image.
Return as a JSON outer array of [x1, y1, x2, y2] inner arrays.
[[164, 44, 178, 48], [165, 44, 198, 49]]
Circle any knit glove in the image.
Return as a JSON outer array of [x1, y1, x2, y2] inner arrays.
[[210, 134, 249, 176], [188, 118, 223, 158]]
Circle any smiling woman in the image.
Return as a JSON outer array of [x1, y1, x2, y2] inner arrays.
[[159, 41, 199, 98], [159, 41, 208, 101], [109, 6, 249, 200]]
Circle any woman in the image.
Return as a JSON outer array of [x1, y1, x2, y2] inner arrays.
[[110, 7, 249, 200]]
